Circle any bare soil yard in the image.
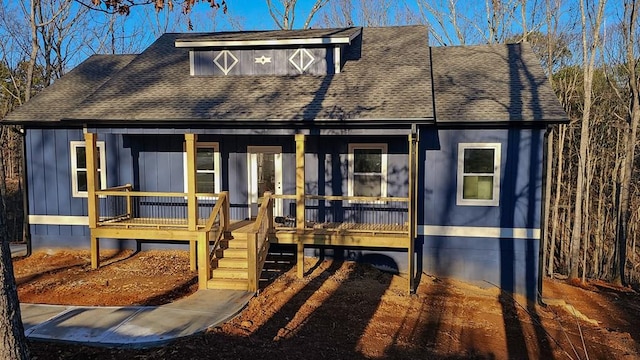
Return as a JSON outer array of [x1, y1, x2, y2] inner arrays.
[[13, 250, 640, 359]]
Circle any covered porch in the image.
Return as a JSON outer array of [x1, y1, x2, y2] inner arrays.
[[84, 131, 419, 293]]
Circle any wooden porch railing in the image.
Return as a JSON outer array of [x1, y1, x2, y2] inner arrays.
[[248, 192, 274, 292], [271, 194, 410, 233], [96, 184, 220, 227]]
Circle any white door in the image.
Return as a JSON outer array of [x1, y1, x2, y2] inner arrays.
[[247, 146, 283, 218]]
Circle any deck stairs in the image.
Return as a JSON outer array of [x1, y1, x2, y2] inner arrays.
[[207, 220, 295, 291], [207, 228, 252, 291]]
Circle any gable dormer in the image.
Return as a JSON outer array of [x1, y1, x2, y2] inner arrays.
[[175, 27, 362, 76]]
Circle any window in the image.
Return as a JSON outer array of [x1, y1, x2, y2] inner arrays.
[[184, 142, 221, 194], [348, 143, 387, 198], [457, 143, 501, 206], [70, 141, 106, 198]]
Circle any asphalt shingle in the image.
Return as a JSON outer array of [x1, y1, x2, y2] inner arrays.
[[4, 55, 135, 123], [431, 43, 567, 123], [4, 27, 567, 126]]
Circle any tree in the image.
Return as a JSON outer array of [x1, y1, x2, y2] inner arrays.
[[569, 0, 606, 281], [266, 0, 329, 30], [0, 127, 28, 359], [317, 0, 417, 27], [82, 0, 226, 16], [612, 0, 640, 285]]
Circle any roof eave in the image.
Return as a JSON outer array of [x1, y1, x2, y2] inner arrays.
[[175, 29, 361, 48]]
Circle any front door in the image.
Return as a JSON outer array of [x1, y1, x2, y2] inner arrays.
[[247, 146, 282, 218]]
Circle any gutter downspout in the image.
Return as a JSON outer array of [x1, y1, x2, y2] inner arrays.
[[538, 126, 552, 306]]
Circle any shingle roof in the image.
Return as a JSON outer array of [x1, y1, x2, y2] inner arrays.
[[431, 43, 567, 123], [4, 27, 568, 126], [4, 55, 136, 123], [4, 26, 433, 125]]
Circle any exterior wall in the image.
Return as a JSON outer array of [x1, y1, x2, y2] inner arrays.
[[25, 125, 544, 298], [417, 127, 544, 298], [26, 129, 134, 249]]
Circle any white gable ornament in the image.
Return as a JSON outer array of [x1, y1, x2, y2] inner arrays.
[[288, 48, 315, 74], [214, 50, 239, 75]]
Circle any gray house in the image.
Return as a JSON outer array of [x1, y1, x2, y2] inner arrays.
[[4, 26, 567, 298]]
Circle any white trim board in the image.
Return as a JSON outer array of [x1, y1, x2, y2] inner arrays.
[[29, 215, 89, 226], [175, 30, 360, 48], [419, 225, 540, 240]]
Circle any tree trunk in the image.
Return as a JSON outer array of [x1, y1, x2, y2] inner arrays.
[[0, 128, 29, 359], [549, 124, 566, 276], [614, 0, 640, 286], [570, 0, 606, 280]]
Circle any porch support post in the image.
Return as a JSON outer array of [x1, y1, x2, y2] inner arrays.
[[295, 134, 306, 278], [408, 131, 418, 293], [197, 231, 210, 290], [85, 132, 100, 269], [185, 134, 198, 271]]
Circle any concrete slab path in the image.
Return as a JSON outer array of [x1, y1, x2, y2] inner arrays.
[[21, 289, 254, 348], [10, 244, 253, 347]]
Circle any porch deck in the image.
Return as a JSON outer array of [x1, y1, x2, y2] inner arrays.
[[83, 132, 418, 293]]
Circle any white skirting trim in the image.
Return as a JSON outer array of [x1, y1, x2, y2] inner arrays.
[[28, 215, 88, 226], [418, 225, 540, 240]]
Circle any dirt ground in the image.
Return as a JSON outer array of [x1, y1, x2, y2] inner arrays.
[[14, 250, 198, 306], [14, 250, 640, 360]]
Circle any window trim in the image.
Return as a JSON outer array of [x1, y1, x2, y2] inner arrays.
[[347, 143, 388, 200], [456, 143, 501, 206], [70, 141, 107, 198], [183, 142, 221, 194]]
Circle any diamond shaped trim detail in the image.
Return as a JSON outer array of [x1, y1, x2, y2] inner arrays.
[[214, 50, 239, 75], [288, 48, 315, 74]]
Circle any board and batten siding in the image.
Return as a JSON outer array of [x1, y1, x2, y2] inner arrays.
[[417, 127, 544, 298], [191, 47, 333, 76], [26, 129, 132, 247]]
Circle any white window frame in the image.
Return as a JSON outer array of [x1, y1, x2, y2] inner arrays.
[[456, 143, 501, 206], [70, 141, 107, 198], [183, 142, 221, 194], [347, 143, 388, 200]]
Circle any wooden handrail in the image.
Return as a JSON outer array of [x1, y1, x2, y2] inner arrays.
[[271, 194, 409, 202], [305, 195, 409, 202], [95, 190, 218, 198], [248, 192, 274, 291], [101, 184, 133, 192], [203, 192, 228, 232]]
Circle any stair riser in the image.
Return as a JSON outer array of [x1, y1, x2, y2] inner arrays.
[[207, 280, 249, 290], [216, 249, 248, 259], [212, 271, 249, 280], [217, 258, 249, 269]]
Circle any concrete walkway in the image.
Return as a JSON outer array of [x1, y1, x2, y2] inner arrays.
[[21, 289, 254, 348], [10, 244, 253, 347]]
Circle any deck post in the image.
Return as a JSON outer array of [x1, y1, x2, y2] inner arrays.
[[295, 134, 305, 278], [408, 132, 418, 293], [85, 132, 100, 269], [197, 231, 210, 290], [295, 134, 305, 232], [248, 232, 258, 292], [185, 134, 198, 271], [297, 242, 304, 278]]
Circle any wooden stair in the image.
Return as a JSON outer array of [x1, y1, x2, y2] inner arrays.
[[207, 231, 251, 290]]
